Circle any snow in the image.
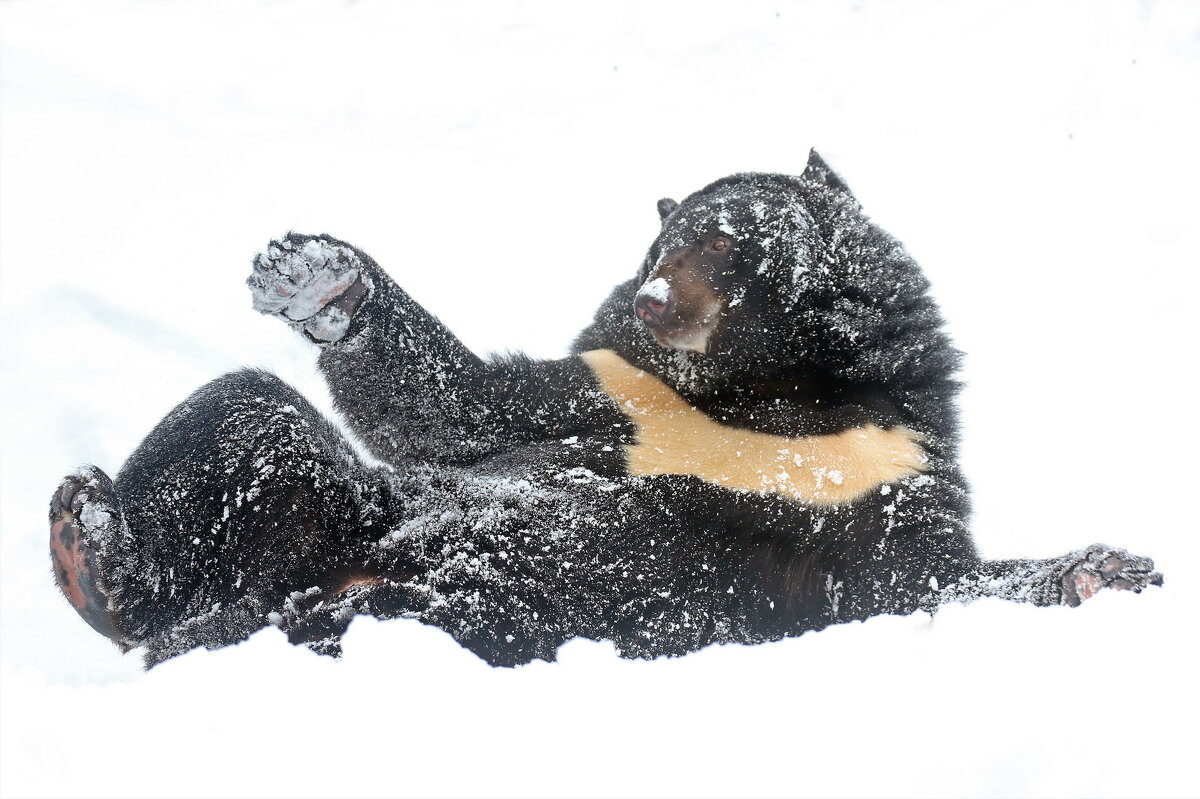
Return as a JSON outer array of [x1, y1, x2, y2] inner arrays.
[[2, 1, 1199, 798], [641, 276, 672, 304]]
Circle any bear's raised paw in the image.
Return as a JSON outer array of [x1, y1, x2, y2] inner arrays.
[[248, 233, 370, 343]]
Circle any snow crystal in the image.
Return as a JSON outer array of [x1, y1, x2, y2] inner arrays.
[[304, 306, 351, 343], [79, 502, 112, 532]]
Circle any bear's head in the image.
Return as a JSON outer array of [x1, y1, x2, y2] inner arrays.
[[574, 149, 958, 392]]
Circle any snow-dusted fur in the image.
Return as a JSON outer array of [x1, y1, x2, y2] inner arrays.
[[53, 152, 1160, 667]]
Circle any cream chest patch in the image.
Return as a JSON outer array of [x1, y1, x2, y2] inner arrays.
[[581, 349, 927, 506]]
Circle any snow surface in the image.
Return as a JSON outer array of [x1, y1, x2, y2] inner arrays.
[[2, 1, 1199, 797]]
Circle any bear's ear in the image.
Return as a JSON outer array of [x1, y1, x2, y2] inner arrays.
[[656, 198, 679, 223], [802, 149, 853, 195]]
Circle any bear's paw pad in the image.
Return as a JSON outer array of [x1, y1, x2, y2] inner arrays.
[[49, 466, 132, 644], [248, 233, 367, 343]]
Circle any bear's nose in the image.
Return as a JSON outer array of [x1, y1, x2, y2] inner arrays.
[[635, 280, 673, 324]]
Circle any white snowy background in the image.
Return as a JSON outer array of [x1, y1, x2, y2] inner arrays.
[[2, 1, 1198, 797]]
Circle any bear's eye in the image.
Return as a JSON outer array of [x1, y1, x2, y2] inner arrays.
[[709, 236, 732, 253]]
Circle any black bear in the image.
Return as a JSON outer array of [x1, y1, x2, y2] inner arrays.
[[49, 151, 1162, 667]]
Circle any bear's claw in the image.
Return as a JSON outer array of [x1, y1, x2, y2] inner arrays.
[[1062, 544, 1163, 607], [248, 233, 369, 344], [49, 467, 133, 646]]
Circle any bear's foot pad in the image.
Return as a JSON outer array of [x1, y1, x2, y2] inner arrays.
[[49, 468, 130, 644], [248, 233, 369, 344], [1063, 544, 1163, 607]]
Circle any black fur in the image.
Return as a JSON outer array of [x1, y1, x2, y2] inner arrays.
[[52, 151, 1161, 667]]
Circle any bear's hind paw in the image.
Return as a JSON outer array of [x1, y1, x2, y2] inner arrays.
[[49, 466, 136, 647]]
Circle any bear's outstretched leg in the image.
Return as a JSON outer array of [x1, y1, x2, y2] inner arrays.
[[248, 233, 623, 469], [945, 545, 1163, 608]]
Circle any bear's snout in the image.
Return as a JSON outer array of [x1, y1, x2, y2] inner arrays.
[[633, 268, 724, 354], [635, 278, 674, 326]]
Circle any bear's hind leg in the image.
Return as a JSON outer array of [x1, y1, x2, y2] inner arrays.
[[52, 369, 404, 662]]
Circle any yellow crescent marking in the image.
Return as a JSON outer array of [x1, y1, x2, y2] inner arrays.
[[581, 349, 927, 505]]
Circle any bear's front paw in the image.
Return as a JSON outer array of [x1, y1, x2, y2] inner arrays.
[[248, 233, 370, 344], [1061, 544, 1163, 607]]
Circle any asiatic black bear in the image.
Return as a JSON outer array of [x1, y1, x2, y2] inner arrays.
[[50, 151, 1161, 667]]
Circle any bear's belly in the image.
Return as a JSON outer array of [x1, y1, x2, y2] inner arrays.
[[581, 349, 927, 506]]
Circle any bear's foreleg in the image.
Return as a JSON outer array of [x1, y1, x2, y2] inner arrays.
[[248, 233, 493, 464], [943, 545, 1163, 608], [249, 233, 616, 469]]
